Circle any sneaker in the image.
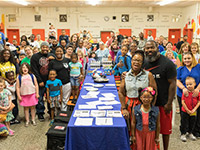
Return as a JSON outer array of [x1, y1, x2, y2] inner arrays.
[[180, 134, 187, 142], [49, 119, 54, 126], [9, 130, 14, 136], [25, 121, 29, 127], [38, 114, 45, 122], [32, 120, 36, 126], [188, 133, 196, 141], [72, 99, 77, 104]]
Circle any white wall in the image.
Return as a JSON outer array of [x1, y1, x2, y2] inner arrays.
[[0, 5, 197, 39]]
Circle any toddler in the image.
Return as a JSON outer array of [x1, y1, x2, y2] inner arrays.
[[0, 78, 15, 135], [180, 77, 200, 142]]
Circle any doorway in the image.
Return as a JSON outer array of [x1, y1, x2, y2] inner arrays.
[[168, 29, 181, 45], [32, 29, 45, 41], [143, 29, 156, 40], [57, 29, 70, 40], [100, 31, 111, 43], [183, 28, 193, 44], [119, 29, 132, 37], [7, 29, 20, 44]]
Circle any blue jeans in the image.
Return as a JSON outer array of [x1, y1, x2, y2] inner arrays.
[[36, 86, 46, 115], [70, 76, 80, 86]]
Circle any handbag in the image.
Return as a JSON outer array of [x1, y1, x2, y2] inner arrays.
[[0, 113, 7, 122]]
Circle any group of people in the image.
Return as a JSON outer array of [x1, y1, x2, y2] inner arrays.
[[0, 28, 199, 150]]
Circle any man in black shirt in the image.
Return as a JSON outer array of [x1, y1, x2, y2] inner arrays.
[[143, 40, 177, 150], [31, 41, 55, 121], [176, 35, 188, 52]]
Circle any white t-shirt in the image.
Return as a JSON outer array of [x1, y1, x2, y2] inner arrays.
[[5, 81, 16, 100], [29, 41, 40, 48]]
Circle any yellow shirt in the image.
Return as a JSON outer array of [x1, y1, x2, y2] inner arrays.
[[0, 61, 16, 78]]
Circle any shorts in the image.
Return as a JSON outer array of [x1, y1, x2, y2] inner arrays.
[[70, 76, 80, 86], [50, 95, 61, 108], [159, 106, 172, 135]]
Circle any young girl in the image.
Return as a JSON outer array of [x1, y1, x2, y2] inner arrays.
[[32, 47, 39, 54], [191, 42, 200, 63], [16, 63, 39, 127], [5, 71, 20, 125], [0, 78, 14, 135], [69, 53, 83, 104], [132, 87, 160, 150], [165, 50, 176, 65], [77, 50, 84, 67]]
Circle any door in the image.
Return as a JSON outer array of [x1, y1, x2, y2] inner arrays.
[[32, 29, 45, 41], [183, 29, 193, 44], [100, 31, 111, 43], [57, 29, 70, 40], [168, 29, 181, 45], [119, 29, 132, 37], [7, 29, 20, 44], [143, 29, 156, 40]]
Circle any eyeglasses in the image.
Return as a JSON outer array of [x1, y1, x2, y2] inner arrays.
[[132, 59, 143, 63]]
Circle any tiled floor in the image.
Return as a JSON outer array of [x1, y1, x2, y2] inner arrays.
[[1, 104, 200, 150]]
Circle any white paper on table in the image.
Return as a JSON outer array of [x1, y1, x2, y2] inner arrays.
[[73, 110, 90, 117], [91, 110, 106, 117], [97, 106, 113, 110], [86, 101, 103, 106], [78, 105, 96, 109], [84, 83, 94, 86], [99, 97, 115, 101], [105, 84, 115, 87], [107, 110, 122, 117], [95, 117, 113, 125], [83, 86, 94, 89], [74, 118, 93, 126], [101, 100, 120, 105], [81, 95, 98, 99], [87, 91, 100, 96], [101, 93, 116, 98]]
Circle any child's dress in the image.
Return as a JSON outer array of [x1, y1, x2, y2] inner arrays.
[[19, 74, 38, 107], [0, 89, 14, 122], [135, 109, 157, 150]]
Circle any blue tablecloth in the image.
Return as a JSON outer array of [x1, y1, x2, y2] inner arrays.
[[65, 71, 130, 150]]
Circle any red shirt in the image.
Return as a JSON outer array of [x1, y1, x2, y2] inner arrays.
[[181, 92, 200, 112]]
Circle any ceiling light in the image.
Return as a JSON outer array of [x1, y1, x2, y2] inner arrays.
[[10, 0, 29, 6], [157, 0, 177, 6], [87, 0, 101, 6]]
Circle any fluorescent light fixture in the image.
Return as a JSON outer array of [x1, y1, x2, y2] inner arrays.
[[157, 0, 177, 6], [87, 0, 101, 6], [10, 0, 29, 6]]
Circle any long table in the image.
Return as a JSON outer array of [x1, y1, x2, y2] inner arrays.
[[65, 71, 130, 150]]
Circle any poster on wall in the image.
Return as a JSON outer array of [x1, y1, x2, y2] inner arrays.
[[147, 15, 154, 22], [59, 14, 67, 22], [121, 14, 129, 22], [34, 15, 41, 22], [8, 14, 16, 22]]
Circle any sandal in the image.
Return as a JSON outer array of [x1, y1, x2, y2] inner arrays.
[[32, 120, 36, 126], [25, 121, 29, 127]]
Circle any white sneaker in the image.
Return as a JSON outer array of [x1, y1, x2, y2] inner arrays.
[[188, 133, 196, 141], [180, 134, 187, 142]]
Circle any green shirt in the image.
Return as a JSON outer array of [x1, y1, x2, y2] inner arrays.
[[177, 54, 182, 63], [21, 57, 31, 65]]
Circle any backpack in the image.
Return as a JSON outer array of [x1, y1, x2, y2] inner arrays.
[[117, 55, 128, 69], [18, 74, 34, 87]]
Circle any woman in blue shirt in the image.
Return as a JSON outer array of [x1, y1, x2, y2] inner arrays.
[[177, 51, 200, 137], [95, 42, 109, 62]]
